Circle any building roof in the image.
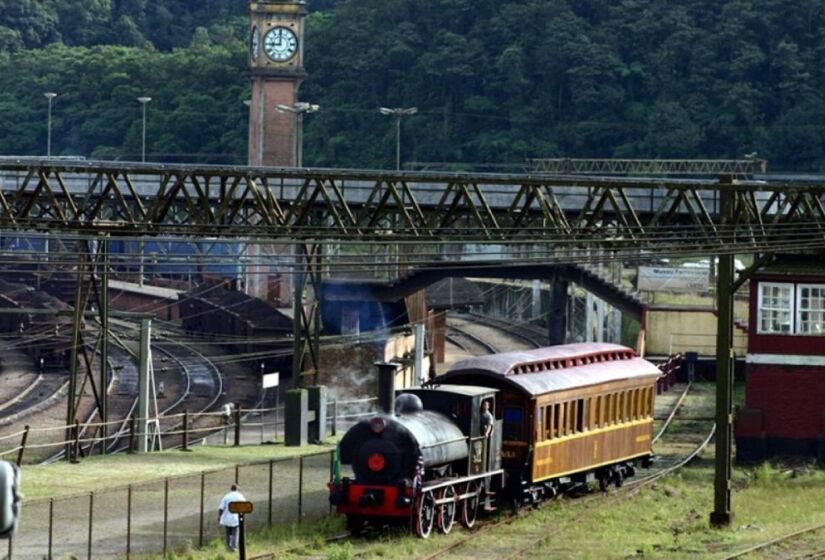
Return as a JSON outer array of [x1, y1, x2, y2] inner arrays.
[[757, 254, 825, 277]]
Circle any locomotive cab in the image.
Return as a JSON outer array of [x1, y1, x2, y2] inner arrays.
[[400, 385, 501, 476]]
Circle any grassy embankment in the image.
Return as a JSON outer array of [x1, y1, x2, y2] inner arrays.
[[21, 439, 337, 501]]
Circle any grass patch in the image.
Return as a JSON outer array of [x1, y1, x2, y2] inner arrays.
[[22, 439, 337, 501], [140, 474, 825, 555]]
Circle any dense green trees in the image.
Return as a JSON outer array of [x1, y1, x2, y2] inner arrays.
[[3, 0, 825, 170]]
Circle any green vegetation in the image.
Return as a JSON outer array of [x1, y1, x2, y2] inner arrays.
[[21, 441, 335, 500], [143, 460, 825, 559], [4, 1, 825, 168]]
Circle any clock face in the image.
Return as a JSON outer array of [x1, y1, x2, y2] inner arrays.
[[250, 27, 259, 60], [264, 26, 298, 62]]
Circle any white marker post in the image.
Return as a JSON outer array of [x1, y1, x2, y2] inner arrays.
[[262, 372, 280, 440]]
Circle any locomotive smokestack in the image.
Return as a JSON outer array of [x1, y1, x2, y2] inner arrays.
[[375, 361, 399, 414]]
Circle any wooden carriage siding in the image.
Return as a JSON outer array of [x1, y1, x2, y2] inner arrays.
[[531, 380, 655, 481]]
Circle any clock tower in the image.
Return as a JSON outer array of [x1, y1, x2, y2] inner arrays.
[[248, 1, 307, 166]]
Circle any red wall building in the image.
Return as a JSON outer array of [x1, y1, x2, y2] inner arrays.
[[736, 259, 825, 462]]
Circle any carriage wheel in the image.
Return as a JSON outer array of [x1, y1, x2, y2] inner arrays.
[[460, 480, 482, 529], [614, 468, 625, 488], [437, 485, 456, 534], [414, 491, 435, 538]]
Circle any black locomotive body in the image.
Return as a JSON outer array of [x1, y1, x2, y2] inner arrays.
[[330, 385, 502, 537]]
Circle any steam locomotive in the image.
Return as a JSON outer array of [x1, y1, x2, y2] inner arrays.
[[329, 343, 662, 537]]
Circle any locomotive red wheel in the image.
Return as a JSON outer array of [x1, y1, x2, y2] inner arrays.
[[414, 491, 435, 539], [460, 480, 481, 529], [437, 485, 456, 534]]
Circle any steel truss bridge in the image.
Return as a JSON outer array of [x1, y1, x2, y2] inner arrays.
[[1, 157, 824, 525]]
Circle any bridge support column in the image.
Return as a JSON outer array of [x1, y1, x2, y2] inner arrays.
[[548, 276, 568, 346], [65, 238, 110, 459], [292, 243, 322, 388]]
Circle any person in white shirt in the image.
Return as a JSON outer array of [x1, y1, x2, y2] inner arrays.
[[218, 484, 246, 551]]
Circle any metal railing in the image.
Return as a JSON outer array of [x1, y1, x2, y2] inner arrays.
[[0, 397, 378, 465], [8, 450, 336, 559]]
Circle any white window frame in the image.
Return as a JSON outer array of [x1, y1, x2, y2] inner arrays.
[[757, 282, 794, 335], [796, 283, 825, 336]]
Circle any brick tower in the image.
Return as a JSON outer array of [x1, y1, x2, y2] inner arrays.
[[248, 1, 307, 166]]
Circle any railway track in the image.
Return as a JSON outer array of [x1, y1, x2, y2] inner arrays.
[[463, 311, 548, 348], [103, 334, 225, 452], [446, 325, 499, 355], [0, 374, 68, 426], [723, 523, 825, 559], [39, 326, 226, 460]]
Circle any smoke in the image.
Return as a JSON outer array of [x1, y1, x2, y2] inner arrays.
[[326, 366, 382, 431]]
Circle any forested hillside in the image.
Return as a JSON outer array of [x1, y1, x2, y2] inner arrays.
[[2, 0, 825, 170]]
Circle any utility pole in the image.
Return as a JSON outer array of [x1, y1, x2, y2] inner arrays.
[[711, 176, 735, 527], [378, 107, 418, 170], [137, 96, 151, 162], [275, 102, 319, 167], [44, 92, 57, 157]]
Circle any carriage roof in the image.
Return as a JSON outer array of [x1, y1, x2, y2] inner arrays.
[[436, 343, 661, 397]]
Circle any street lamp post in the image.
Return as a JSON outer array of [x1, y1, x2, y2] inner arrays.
[[378, 107, 418, 170], [275, 102, 319, 167], [44, 92, 57, 157], [137, 96, 152, 163]]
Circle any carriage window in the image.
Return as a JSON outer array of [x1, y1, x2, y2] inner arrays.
[[536, 407, 544, 440], [569, 400, 577, 433], [553, 403, 561, 437], [587, 397, 594, 429], [559, 403, 570, 436], [544, 406, 553, 439], [618, 392, 625, 423], [594, 396, 602, 429], [625, 391, 631, 421], [503, 407, 523, 440], [606, 394, 613, 425], [576, 399, 586, 432], [632, 389, 638, 420]]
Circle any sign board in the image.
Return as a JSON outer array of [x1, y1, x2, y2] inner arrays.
[[228, 501, 254, 514], [638, 266, 709, 293], [262, 372, 280, 389]]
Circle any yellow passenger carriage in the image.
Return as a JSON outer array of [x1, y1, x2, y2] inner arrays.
[[436, 343, 660, 501]]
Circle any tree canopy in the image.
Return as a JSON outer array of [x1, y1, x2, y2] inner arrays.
[[2, 0, 825, 170]]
